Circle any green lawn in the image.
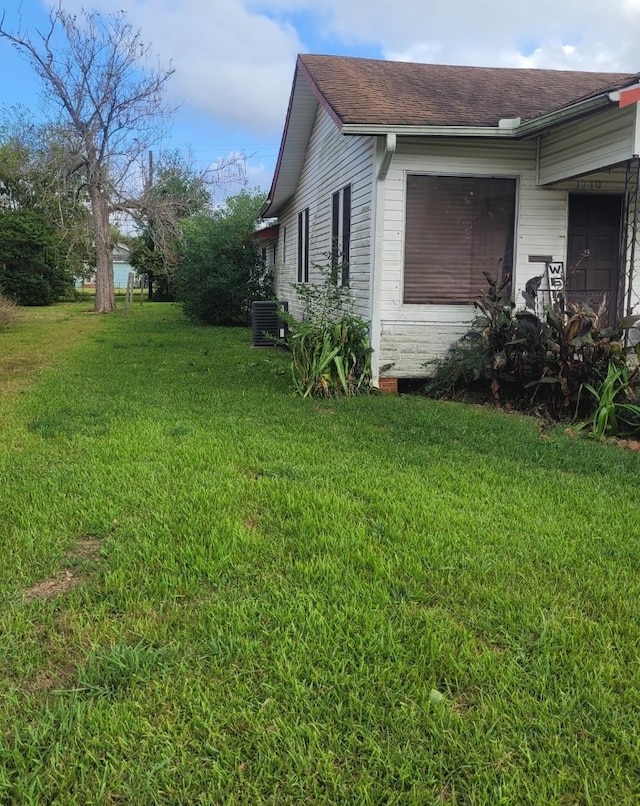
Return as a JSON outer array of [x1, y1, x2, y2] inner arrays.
[[1, 302, 639, 804]]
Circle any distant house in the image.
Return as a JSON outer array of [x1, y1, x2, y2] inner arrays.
[[262, 54, 640, 388], [112, 244, 134, 290], [77, 243, 134, 291]]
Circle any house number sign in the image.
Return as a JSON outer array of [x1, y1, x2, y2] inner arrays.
[[546, 261, 565, 302]]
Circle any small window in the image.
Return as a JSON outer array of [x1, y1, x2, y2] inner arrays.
[[331, 185, 351, 285], [282, 226, 287, 263], [297, 208, 309, 283], [403, 175, 516, 304]]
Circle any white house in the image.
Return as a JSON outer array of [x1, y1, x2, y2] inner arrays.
[[261, 54, 640, 390]]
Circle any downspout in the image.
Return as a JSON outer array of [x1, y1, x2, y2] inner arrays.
[[371, 135, 396, 384], [377, 133, 396, 180]]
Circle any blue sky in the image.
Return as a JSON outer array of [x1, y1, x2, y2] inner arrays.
[[1, 0, 639, 198]]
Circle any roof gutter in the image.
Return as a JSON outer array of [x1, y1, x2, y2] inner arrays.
[[341, 92, 619, 141], [513, 93, 613, 138], [341, 123, 517, 137]]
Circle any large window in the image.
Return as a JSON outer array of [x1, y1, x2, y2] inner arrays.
[[403, 175, 516, 304], [331, 185, 351, 285], [297, 208, 309, 283]]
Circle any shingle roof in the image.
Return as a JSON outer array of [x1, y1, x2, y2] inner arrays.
[[298, 54, 638, 127]]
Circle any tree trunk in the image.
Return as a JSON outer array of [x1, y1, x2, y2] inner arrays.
[[89, 183, 115, 313]]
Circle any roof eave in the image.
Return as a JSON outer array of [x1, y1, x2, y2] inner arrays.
[[513, 93, 613, 138], [261, 56, 344, 219], [341, 123, 517, 137]]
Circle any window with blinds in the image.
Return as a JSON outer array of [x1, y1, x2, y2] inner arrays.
[[403, 175, 516, 304], [331, 185, 351, 286], [297, 208, 309, 283]]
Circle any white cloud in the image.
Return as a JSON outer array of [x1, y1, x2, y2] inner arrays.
[[55, 0, 304, 135], [250, 0, 640, 72], [47, 0, 640, 144]]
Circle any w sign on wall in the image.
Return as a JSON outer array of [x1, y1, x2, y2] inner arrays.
[[546, 262, 565, 302]]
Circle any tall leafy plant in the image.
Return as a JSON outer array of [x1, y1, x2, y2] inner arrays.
[[287, 264, 372, 398], [576, 361, 640, 438]]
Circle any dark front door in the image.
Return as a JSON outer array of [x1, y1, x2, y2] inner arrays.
[[567, 194, 622, 324]]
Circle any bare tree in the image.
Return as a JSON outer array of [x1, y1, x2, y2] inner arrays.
[[0, 3, 175, 312]]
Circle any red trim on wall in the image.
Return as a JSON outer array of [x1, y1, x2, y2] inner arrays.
[[255, 225, 279, 241], [618, 86, 640, 108]]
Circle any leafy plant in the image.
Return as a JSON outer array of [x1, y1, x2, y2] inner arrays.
[[424, 272, 640, 418], [576, 361, 640, 438], [286, 263, 372, 398]]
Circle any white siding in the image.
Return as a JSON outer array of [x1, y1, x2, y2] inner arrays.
[[377, 137, 573, 377], [273, 106, 375, 320], [537, 106, 636, 186]]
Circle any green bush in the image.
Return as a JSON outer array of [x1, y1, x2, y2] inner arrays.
[[286, 266, 372, 398], [0, 209, 74, 305], [175, 191, 272, 325]]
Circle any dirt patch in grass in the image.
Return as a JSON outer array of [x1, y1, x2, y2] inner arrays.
[[23, 536, 103, 601], [27, 665, 76, 695]]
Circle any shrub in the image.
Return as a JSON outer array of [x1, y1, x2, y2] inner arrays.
[[286, 265, 372, 398], [0, 209, 74, 305], [424, 272, 640, 420], [175, 191, 273, 326], [0, 291, 18, 328]]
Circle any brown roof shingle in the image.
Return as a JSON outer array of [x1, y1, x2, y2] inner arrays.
[[298, 54, 638, 127]]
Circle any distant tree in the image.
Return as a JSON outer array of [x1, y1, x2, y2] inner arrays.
[[0, 114, 94, 280], [0, 4, 175, 313], [0, 208, 73, 305], [175, 190, 272, 325], [129, 151, 211, 301]]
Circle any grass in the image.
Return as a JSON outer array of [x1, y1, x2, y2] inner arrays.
[[1, 302, 640, 803]]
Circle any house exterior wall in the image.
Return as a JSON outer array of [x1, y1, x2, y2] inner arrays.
[[537, 105, 637, 186], [375, 136, 577, 377], [375, 124, 640, 379], [273, 105, 375, 320]]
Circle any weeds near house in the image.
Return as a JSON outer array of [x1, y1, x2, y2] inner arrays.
[[287, 264, 372, 397], [2, 303, 640, 802], [0, 290, 18, 327]]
